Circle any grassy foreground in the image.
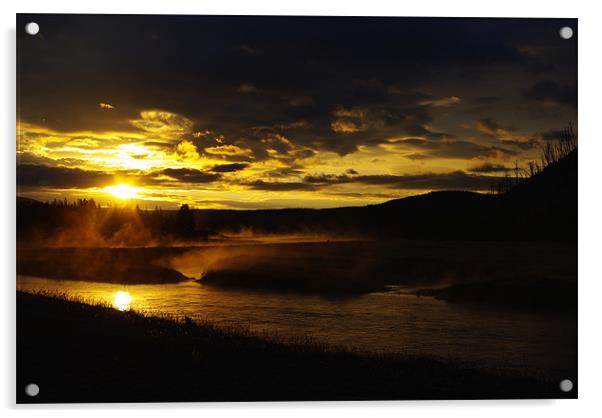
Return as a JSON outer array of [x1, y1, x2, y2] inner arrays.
[[17, 292, 574, 403]]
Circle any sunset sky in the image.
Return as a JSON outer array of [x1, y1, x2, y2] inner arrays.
[[17, 15, 577, 209]]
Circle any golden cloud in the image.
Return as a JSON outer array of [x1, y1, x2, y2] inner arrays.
[[205, 144, 252, 156], [418, 96, 461, 107], [331, 119, 362, 133], [333, 107, 367, 118], [130, 110, 193, 135], [175, 140, 201, 161]]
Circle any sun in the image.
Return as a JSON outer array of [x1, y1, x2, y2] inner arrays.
[[112, 291, 132, 311], [103, 184, 140, 200]]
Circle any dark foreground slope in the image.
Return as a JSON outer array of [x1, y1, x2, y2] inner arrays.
[[17, 292, 573, 403]]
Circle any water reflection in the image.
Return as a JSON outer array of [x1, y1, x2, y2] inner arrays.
[[112, 291, 132, 311]]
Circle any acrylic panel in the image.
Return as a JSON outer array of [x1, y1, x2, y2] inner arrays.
[[16, 14, 577, 403]]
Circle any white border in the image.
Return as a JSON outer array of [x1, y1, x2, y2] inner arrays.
[[2, 1, 601, 417]]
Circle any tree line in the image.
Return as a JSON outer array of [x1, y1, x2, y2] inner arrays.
[[17, 198, 199, 245]]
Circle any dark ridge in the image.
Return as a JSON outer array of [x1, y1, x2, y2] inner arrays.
[[498, 149, 577, 240]]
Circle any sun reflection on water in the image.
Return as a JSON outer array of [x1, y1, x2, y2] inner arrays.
[[112, 291, 132, 311]]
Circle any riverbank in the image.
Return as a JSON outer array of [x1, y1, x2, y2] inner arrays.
[[17, 247, 191, 284], [16, 291, 574, 403], [415, 277, 577, 314]]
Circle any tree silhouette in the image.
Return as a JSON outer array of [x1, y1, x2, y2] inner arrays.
[[175, 204, 195, 238]]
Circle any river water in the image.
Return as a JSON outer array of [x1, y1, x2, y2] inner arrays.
[[16, 275, 576, 381]]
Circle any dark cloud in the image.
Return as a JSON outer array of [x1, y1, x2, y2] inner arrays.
[[17, 14, 576, 161], [17, 152, 86, 167], [210, 163, 249, 173], [232, 44, 259, 55], [403, 153, 430, 161], [247, 180, 317, 191], [523, 80, 577, 108], [289, 96, 313, 107], [16, 164, 224, 189], [265, 167, 306, 178], [303, 171, 499, 191], [474, 97, 501, 104], [160, 168, 221, 183], [468, 163, 510, 173], [540, 128, 568, 141], [17, 164, 113, 188], [498, 138, 539, 150], [395, 139, 518, 159]]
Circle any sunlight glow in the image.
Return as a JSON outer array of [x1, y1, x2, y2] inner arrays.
[[103, 184, 140, 200], [112, 291, 132, 311]]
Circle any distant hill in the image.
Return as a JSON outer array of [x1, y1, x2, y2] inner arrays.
[[192, 150, 576, 241]]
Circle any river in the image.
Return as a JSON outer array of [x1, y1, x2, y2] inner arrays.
[[17, 275, 576, 381]]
